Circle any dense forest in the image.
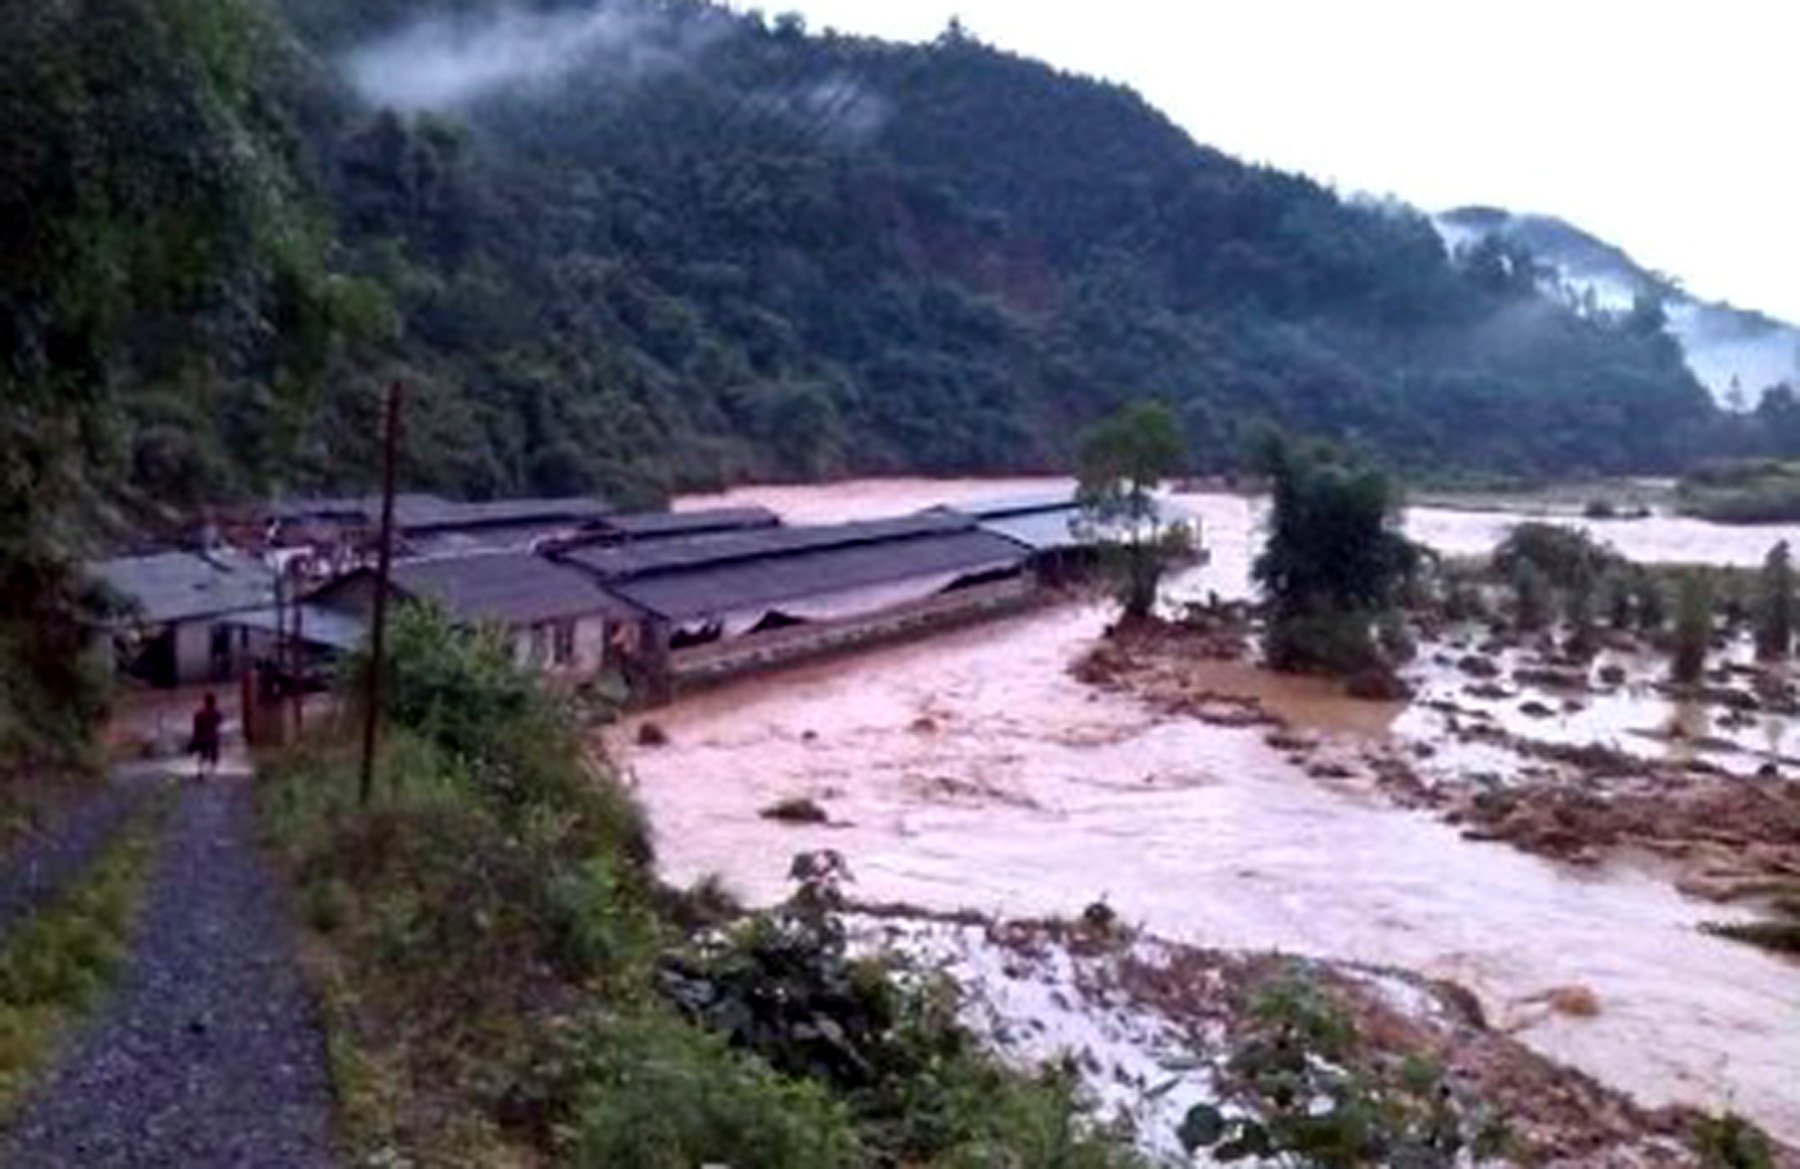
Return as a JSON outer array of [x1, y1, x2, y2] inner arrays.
[[2, 0, 1733, 522]]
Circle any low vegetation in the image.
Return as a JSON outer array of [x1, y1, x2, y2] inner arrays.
[[1678, 459, 1800, 524], [0, 795, 166, 1117], [1181, 965, 1509, 1165], [259, 603, 1146, 1166]]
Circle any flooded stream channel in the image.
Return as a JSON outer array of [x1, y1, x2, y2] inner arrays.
[[612, 480, 1800, 1144]]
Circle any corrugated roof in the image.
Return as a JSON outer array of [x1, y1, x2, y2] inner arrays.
[[228, 605, 367, 652], [401, 497, 612, 534], [91, 551, 276, 624], [935, 489, 1079, 519], [562, 513, 971, 581], [942, 493, 1201, 553], [270, 494, 611, 534], [978, 510, 1086, 552], [390, 553, 623, 626], [607, 528, 1026, 621], [581, 506, 781, 543]]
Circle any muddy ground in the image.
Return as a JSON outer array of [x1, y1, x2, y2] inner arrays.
[[858, 908, 1798, 1167], [1076, 616, 1800, 923]]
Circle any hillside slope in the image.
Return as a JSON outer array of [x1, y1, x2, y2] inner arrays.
[[1437, 207, 1800, 404], [2, 0, 1724, 515]]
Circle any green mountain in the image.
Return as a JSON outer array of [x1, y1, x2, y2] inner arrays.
[[2, 0, 1723, 516]]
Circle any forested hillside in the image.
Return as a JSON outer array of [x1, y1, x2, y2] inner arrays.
[[3, 0, 1725, 519]]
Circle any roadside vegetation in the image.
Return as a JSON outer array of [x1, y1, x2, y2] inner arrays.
[[258, 602, 1147, 1166], [0, 794, 167, 1117]]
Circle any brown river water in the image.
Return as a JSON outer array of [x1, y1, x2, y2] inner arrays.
[[612, 479, 1800, 1142]]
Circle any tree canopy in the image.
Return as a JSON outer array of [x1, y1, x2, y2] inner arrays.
[[1254, 435, 1417, 673], [1, 0, 1734, 524]]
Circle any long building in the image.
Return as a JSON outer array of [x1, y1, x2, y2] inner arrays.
[[550, 512, 1036, 696]]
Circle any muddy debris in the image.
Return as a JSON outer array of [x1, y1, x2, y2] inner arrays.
[[1345, 665, 1413, 702], [759, 796, 830, 825], [1458, 653, 1503, 678], [1513, 665, 1590, 691], [636, 720, 670, 747], [939, 916, 1797, 1169]]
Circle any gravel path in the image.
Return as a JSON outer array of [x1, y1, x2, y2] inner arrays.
[[4, 768, 337, 1168], [0, 769, 153, 943]]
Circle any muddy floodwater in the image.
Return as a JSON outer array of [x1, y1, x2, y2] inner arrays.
[[619, 479, 1800, 1143]]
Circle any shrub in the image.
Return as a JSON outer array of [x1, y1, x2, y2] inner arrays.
[[1493, 522, 1621, 593], [566, 1012, 859, 1169]]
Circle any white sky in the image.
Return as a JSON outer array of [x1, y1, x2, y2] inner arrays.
[[770, 0, 1799, 321]]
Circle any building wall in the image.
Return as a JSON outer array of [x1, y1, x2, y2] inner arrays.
[[664, 576, 1039, 698], [172, 621, 217, 685], [510, 613, 612, 679]]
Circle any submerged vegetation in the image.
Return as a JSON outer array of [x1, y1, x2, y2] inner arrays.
[[259, 604, 1146, 1165], [1254, 435, 1418, 677], [1076, 400, 1191, 619]]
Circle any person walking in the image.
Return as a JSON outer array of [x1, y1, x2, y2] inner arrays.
[[189, 692, 224, 782]]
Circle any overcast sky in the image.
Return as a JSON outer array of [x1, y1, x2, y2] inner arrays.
[[770, 0, 1797, 321]]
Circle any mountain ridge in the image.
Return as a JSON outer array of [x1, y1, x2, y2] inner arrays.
[[0, 0, 1735, 517], [1435, 206, 1800, 403]]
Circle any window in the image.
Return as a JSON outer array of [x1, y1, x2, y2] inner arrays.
[[528, 624, 550, 667], [553, 620, 576, 667]]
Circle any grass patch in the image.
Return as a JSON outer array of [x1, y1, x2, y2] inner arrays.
[[0, 789, 167, 1118]]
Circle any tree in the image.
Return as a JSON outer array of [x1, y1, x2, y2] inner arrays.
[[1755, 541, 1794, 661], [1253, 434, 1417, 674], [1671, 572, 1713, 686], [1075, 400, 1191, 619], [1509, 562, 1553, 633]]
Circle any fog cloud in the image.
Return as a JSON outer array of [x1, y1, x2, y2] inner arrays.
[[343, 4, 724, 112]]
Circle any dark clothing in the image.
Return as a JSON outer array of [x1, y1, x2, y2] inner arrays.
[[191, 707, 223, 764]]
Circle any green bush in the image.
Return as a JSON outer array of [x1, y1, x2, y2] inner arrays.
[[567, 1012, 859, 1169]]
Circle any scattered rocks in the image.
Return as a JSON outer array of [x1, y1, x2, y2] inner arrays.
[[1512, 665, 1589, 691], [1457, 653, 1502, 678], [636, 721, 670, 748]]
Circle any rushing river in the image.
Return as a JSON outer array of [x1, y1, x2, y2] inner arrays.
[[616, 479, 1800, 1142]]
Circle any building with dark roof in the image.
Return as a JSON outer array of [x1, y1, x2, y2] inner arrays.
[[929, 490, 1204, 584], [89, 550, 279, 686], [551, 512, 1034, 698], [310, 552, 629, 676]]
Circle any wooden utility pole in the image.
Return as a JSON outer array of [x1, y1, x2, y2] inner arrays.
[[359, 381, 405, 807]]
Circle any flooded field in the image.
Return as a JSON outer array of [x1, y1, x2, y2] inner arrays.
[[623, 479, 1800, 1143]]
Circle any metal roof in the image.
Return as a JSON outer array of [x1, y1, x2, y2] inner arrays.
[[228, 605, 367, 652], [90, 550, 276, 625], [937, 493, 1201, 553], [578, 506, 781, 543], [605, 527, 1027, 621], [934, 489, 1080, 519], [978, 510, 1086, 552], [269, 494, 611, 534], [560, 513, 973, 581], [387, 553, 623, 626]]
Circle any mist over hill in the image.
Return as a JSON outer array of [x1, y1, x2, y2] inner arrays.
[[1436, 207, 1800, 406], [1, 0, 1743, 516]]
